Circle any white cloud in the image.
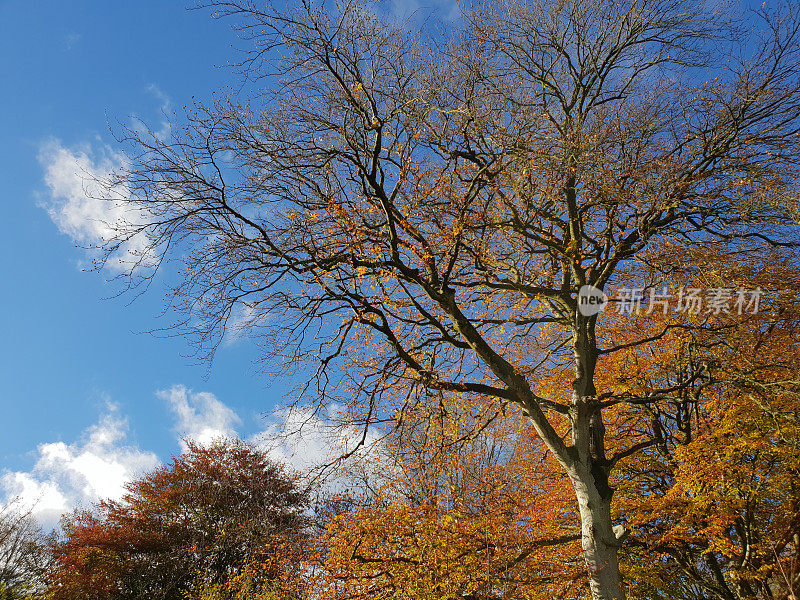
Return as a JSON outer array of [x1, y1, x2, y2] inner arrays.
[[160, 385, 241, 450], [253, 407, 338, 472], [38, 139, 151, 271], [252, 405, 383, 490], [0, 385, 385, 529], [1, 474, 69, 523], [1, 404, 159, 529]]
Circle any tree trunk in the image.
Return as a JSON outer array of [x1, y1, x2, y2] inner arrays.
[[571, 470, 625, 600], [564, 312, 625, 599]]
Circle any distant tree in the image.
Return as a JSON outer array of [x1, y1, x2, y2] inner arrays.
[[91, 0, 800, 597], [47, 439, 311, 600], [0, 501, 46, 599]]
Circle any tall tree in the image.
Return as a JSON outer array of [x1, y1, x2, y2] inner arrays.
[[47, 439, 311, 600], [91, 0, 800, 597]]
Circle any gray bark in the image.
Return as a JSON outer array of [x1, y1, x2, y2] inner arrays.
[[563, 317, 626, 599], [571, 466, 626, 600]]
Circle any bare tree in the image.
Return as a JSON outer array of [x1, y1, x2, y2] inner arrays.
[[92, 0, 800, 597]]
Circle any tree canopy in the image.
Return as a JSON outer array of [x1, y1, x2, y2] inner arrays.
[[47, 439, 311, 600], [86, 0, 800, 597], [0, 502, 45, 600]]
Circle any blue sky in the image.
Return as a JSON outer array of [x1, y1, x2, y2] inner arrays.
[[0, 0, 308, 525], [1, 0, 458, 529]]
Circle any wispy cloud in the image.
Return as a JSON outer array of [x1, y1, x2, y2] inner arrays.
[[1, 404, 159, 528], [144, 84, 173, 141], [222, 301, 273, 347], [378, 0, 461, 24], [38, 139, 151, 272], [64, 32, 82, 51], [160, 385, 242, 450]]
